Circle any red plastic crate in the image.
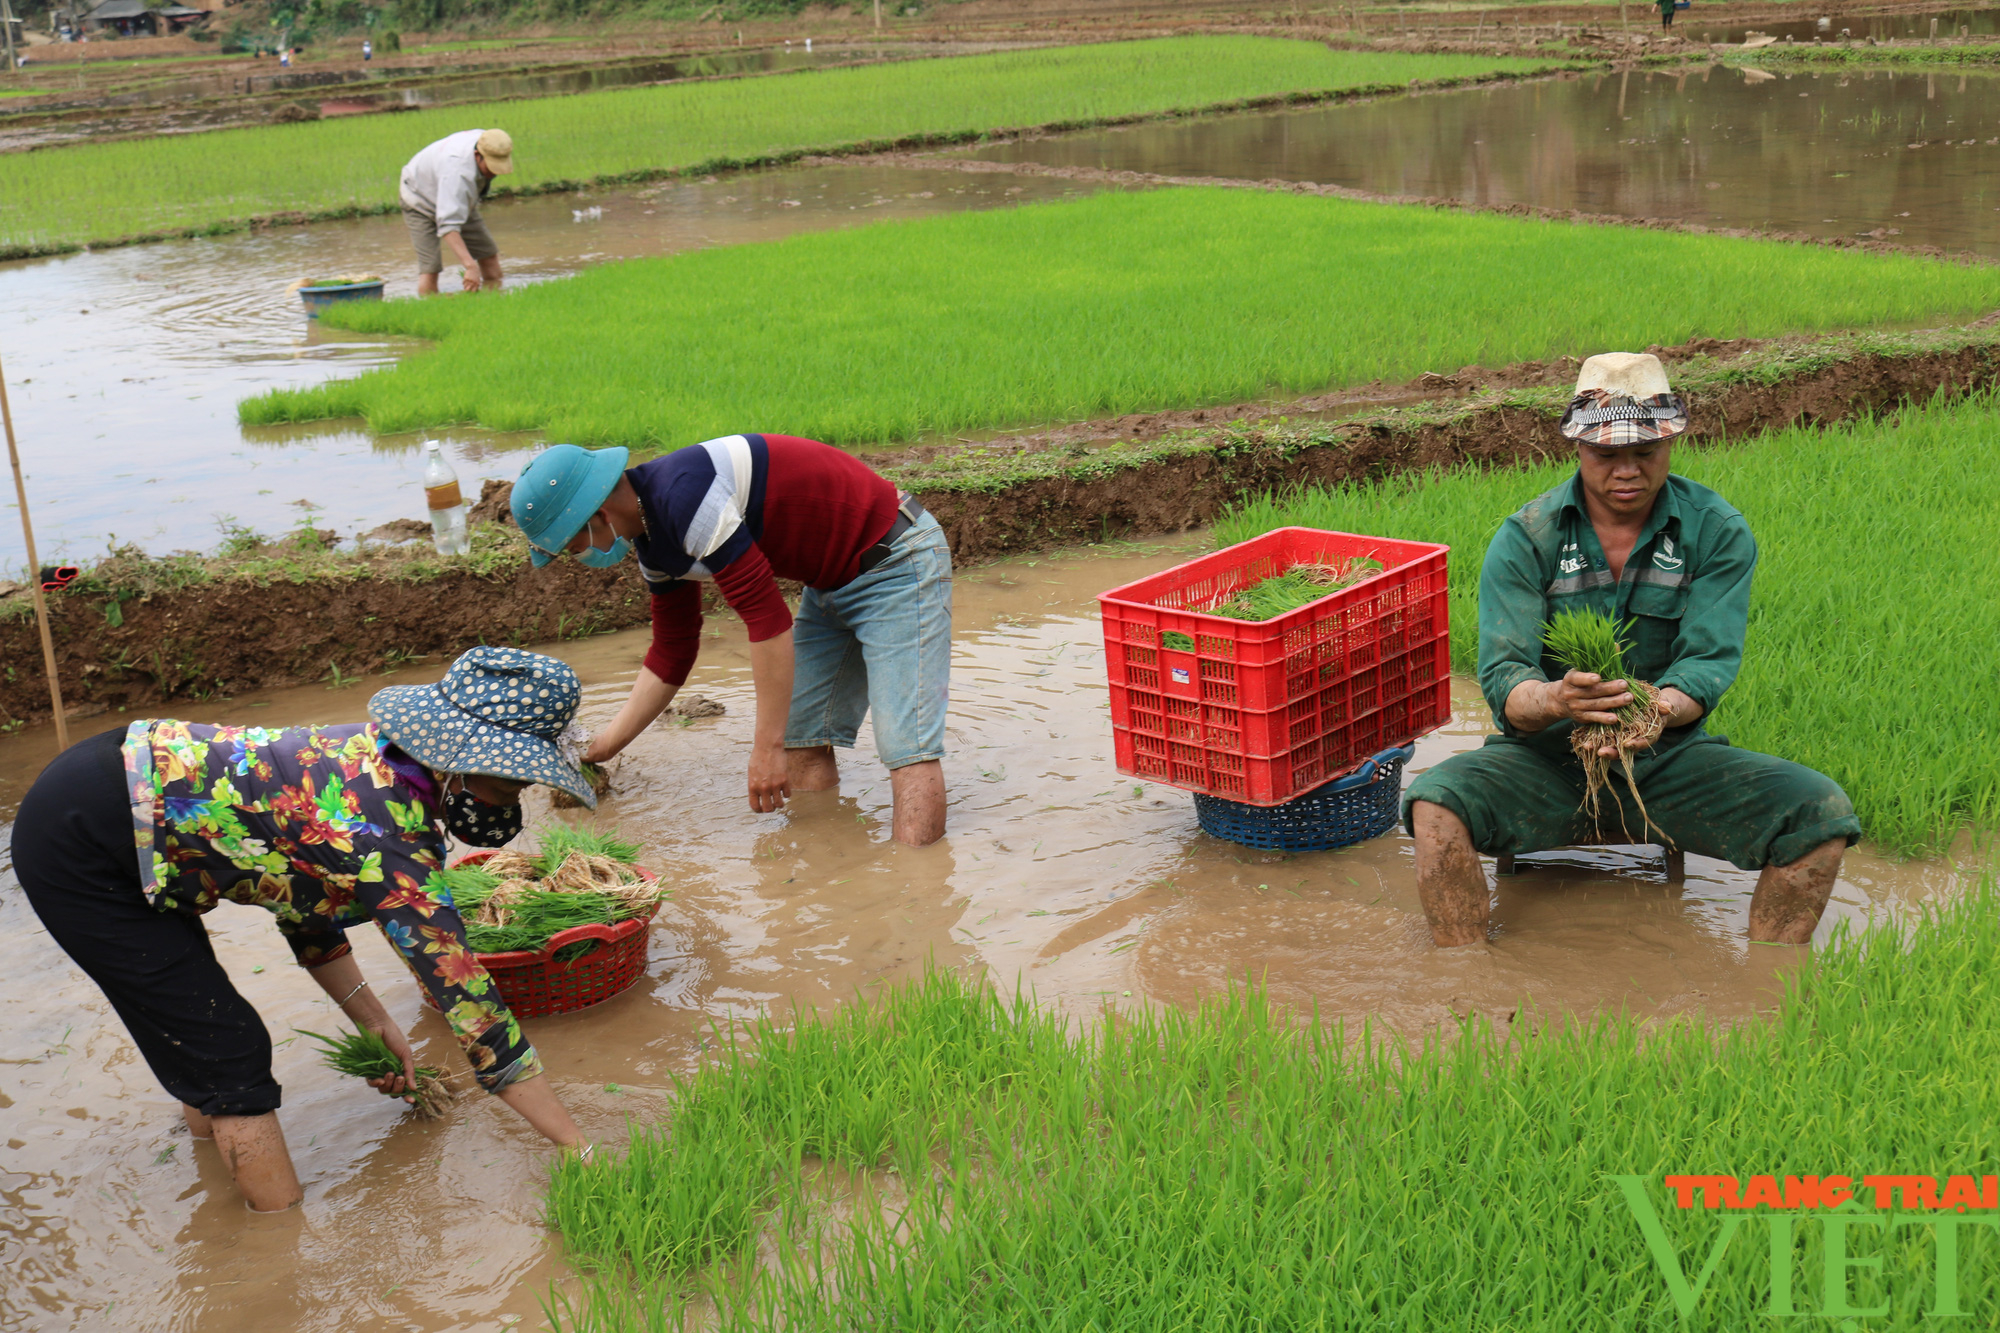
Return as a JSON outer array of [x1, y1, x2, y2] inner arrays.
[[1099, 527, 1450, 805]]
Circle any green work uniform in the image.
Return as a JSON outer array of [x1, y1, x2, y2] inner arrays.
[[1401, 472, 1860, 869]]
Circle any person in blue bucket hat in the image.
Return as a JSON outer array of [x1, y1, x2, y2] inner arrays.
[[8, 646, 593, 1214], [512, 435, 951, 846]]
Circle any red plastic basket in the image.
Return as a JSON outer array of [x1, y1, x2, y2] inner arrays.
[[424, 851, 661, 1019], [1099, 527, 1451, 805]]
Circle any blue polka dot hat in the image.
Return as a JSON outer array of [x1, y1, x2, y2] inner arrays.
[[368, 646, 597, 808]]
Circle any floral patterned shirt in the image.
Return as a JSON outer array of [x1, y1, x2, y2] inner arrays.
[[121, 719, 540, 1093]]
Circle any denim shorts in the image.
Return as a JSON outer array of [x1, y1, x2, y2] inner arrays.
[[784, 511, 952, 769]]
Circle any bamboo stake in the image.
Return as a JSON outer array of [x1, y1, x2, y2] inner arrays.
[[0, 352, 68, 749]]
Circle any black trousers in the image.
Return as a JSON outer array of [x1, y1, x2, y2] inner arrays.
[[11, 727, 282, 1117]]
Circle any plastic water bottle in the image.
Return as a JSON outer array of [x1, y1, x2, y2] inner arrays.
[[422, 441, 470, 556]]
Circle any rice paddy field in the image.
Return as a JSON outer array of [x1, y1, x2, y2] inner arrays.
[[0, 39, 1560, 257], [547, 885, 2000, 1330], [242, 188, 2000, 444], [1218, 390, 2000, 857]]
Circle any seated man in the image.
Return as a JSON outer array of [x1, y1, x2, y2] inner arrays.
[[1402, 353, 1859, 948]]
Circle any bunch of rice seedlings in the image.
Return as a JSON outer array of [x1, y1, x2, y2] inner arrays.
[[444, 826, 664, 959], [1203, 556, 1384, 622], [241, 188, 2000, 447], [1540, 607, 1666, 842], [551, 760, 613, 811], [298, 1026, 454, 1119]]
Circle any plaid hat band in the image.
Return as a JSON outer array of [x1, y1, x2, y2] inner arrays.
[[1559, 390, 1689, 446]]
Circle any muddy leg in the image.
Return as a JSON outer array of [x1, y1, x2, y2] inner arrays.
[[1412, 800, 1491, 947], [1747, 838, 1845, 945], [416, 272, 440, 297], [211, 1113, 303, 1212], [477, 255, 504, 291], [182, 1103, 213, 1140], [787, 745, 840, 791], [889, 760, 946, 848]]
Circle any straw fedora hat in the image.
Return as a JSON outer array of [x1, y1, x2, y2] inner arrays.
[[1558, 352, 1688, 446]]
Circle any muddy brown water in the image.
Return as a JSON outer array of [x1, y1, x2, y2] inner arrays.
[[966, 63, 2000, 258], [0, 538, 1967, 1330]]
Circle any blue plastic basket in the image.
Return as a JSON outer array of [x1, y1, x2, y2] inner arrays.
[[1193, 745, 1414, 851], [298, 280, 386, 317]]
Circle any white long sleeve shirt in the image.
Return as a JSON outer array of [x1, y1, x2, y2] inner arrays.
[[398, 129, 490, 235]]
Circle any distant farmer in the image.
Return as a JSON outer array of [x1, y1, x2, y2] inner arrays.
[[1403, 353, 1859, 948], [511, 436, 952, 846], [400, 127, 513, 296], [9, 647, 596, 1212], [363, 37, 373, 60], [1658, 0, 1677, 29]]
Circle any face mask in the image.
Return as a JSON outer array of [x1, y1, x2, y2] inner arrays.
[[576, 513, 630, 569], [441, 779, 524, 847]]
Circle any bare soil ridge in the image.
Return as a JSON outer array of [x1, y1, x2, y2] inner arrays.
[[5, 331, 1994, 726]]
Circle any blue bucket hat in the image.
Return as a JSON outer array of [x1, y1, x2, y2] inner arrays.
[[368, 646, 596, 808], [512, 444, 630, 568]]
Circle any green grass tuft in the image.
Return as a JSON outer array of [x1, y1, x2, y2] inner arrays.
[[242, 189, 2000, 447], [1216, 389, 2000, 854], [545, 881, 2000, 1328]]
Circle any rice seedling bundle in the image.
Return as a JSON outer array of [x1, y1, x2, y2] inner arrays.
[[1204, 556, 1385, 621], [1215, 389, 2000, 854], [442, 825, 664, 958], [243, 189, 2000, 446], [0, 40, 1559, 255], [299, 1025, 454, 1118], [545, 882, 2000, 1329], [1539, 607, 1665, 840]]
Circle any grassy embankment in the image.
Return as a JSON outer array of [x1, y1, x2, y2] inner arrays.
[[1218, 390, 2000, 856], [1726, 39, 2000, 67], [243, 187, 2000, 445], [0, 38, 1566, 257], [546, 884, 2000, 1330]]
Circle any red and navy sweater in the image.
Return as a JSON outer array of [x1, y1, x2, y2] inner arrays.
[[630, 434, 899, 687]]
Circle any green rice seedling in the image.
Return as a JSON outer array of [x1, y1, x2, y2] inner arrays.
[[245, 189, 2000, 447], [0, 41, 1561, 257], [448, 826, 662, 960], [531, 824, 642, 877], [298, 1026, 454, 1119], [1540, 607, 1665, 841], [1215, 389, 2000, 853], [551, 760, 612, 811], [546, 880, 2000, 1329], [1159, 630, 1196, 651], [1205, 556, 1384, 621]]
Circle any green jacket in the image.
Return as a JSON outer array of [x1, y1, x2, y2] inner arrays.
[[1477, 472, 1757, 759]]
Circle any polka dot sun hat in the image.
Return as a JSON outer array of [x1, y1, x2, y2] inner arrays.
[[368, 646, 597, 808]]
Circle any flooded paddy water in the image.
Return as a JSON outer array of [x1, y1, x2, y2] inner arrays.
[[0, 538, 1968, 1330], [8, 61, 2000, 573], [967, 62, 2000, 257]]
